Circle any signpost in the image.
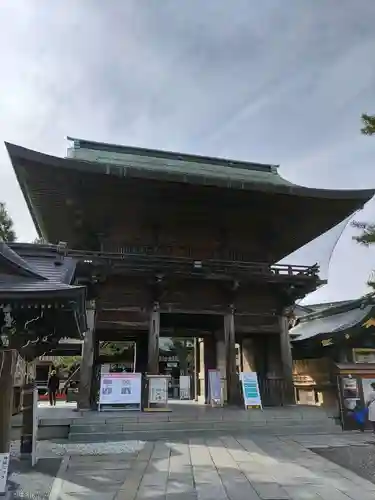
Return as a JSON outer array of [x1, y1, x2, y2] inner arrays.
[[144, 375, 171, 411], [240, 372, 262, 409], [98, 372, 142, 411], [208, 369, 223, 407]]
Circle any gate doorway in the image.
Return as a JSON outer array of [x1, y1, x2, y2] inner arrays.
[[159, 338, 195, 399]]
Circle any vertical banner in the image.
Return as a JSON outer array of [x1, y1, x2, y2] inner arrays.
[[0, 453, 9, 495], [241, 372, 262, 409], [179, 375, 191, 400], [31, 388, 38, 467], [208, 369, 222, 406]]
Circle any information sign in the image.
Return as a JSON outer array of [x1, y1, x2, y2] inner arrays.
[[99, 372, 142, 410], [149, 376, 168, 404], [208, 369, 223, 406], [144, 375, 171, 411], [179, 375, 190, 400], [241, 372, 262, 409]]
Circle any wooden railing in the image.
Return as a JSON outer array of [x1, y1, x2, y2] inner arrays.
[[67, 246, 319, 281]]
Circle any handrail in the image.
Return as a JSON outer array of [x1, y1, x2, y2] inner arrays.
[[67, 247, 319, 279]]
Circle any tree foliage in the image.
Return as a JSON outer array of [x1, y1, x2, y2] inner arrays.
[[361, 113, 375, 136], [352, 112, 375, 288], [0, 202, 16, 242]]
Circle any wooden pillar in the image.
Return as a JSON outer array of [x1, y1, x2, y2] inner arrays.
[[148, 302, 160, 374], [79, 301, 96, 410], [136, 333, 148, 373], [0, 350, 16, 453], [279, 314, 295, 405], [20, 382, 36, 456], [224, 307, 241, 405]]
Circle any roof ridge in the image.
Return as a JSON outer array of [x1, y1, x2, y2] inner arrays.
[[298, 294, 375, 323], [66, 136, 277, 173]]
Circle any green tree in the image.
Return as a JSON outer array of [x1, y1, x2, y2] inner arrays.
[[361, 113, 375, 135], [0, 202, 16, 242], [352, 113, 375, 287]]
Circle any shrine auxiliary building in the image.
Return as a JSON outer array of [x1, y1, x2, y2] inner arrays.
[[6, 138, 374, 408]]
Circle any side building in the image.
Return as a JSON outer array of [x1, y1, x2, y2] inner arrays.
[[5, 138, 374, 408], [291, 294, 375, 428]]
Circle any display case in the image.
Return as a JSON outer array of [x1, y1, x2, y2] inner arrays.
[[335, 363, 375, 431]]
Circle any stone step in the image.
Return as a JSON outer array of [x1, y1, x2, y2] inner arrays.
[[64, 408, 336, 426], [68, 419, 340, 442], [68, 425, 341, 443], [69, 418, 338, 435]]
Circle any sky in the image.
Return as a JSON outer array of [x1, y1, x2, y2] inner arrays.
[[0, 0, 375, 304]]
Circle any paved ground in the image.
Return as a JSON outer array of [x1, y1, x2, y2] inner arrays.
[[36, 434, 375, 500], [7, 457, 61, 500], [314, 443, 375, 485]]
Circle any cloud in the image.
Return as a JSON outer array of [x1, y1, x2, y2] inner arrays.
[[0, 0, 375, 302]]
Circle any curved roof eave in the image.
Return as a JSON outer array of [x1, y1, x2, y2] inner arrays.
[[0, 242, 47, 281], [5, 142, 375, 203]]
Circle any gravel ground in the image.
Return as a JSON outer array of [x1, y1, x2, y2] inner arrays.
[[313, 443, 375, 485], [7, 457, 61, 500], [10, 439, 145, 458]]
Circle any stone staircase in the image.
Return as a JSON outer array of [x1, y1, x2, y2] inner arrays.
[[68, 405, 341, 443]]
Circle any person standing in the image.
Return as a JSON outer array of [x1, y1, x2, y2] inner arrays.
[[366, 382, 375, 433], [47, 370, 59, 407]]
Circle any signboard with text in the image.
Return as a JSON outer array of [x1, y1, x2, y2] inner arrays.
[[240, 372, 262, 409], [179, 375, 191, 400], [99, 372, 142, 410], [149, 376, 168, 404]]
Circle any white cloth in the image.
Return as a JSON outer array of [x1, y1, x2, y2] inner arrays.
[[367, 391, 375, 421]]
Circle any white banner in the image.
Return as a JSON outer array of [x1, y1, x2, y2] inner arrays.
[[149, 376, 168, 404], [0, 453, 10, 494], [179, 375, 190, 400], [99, 372, 142, 405], [240, 372, 262, 409], [208, 369, 222, 404]]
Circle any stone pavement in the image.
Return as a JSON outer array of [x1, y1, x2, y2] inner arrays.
[[48, 434, 375, 500]]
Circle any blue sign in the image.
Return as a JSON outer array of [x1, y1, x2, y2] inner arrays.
[[241, 372, 262, 408]]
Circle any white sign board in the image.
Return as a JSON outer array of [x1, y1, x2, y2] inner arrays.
[[32, 387, 39, 467], [99, 372, 142, 406], [149, 376, 168, 404], [179, 375, 190, 400], [240, 372, 262, 409], [208, 369, 222, 405], [0, 453, 10, 494]]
